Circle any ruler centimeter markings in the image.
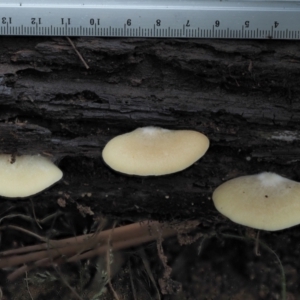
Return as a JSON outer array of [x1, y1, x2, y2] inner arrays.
[[0, 0, 300, 39]]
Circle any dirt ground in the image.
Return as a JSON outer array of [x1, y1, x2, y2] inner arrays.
[[0, 198, 299, 300]]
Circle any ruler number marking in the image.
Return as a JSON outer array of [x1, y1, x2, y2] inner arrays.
[[2, 17, 12, 24], [90, 19, 100, 26], [61, 18, 71, 25], [31, 18, 41, 25]]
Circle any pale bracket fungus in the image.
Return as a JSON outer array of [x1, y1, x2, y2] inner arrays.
[[0, 154, 63, 198], [102, 126, 209, 176], [212, 172, 300, 231]]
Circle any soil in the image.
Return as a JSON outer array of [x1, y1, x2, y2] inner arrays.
[[0, 208, 299, 299], [0, 36, 300, 299]]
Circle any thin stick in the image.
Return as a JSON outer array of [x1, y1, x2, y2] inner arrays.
[[66, 37, 90, 69], [0, 214, 33, 225], [40, 211, 64, 224], [8, 258, 53, 281], [0, 225, 47, 242], [254, 231, 261, 256], [30, 199, 42, 229], [67, 226, 176, 263], [0, 211, 63, 228], [129, 260, 137, 300], [222, 233, 286, 300], [7, 224, 176, 281], [107, 221, 120, 300], [2, 222, 175, 270], [0, 221, 162, 257], [138, 248, 161, 300], [52, 265, 84, 300], [41, 238, 83, 300], [25, 270, 34, 300]]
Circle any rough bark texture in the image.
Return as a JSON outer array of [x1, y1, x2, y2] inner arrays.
[[1, 36, 300, 221]]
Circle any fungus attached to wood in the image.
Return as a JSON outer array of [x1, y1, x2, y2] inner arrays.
[[0, 154, 63, 198], [212, 172, 300, 231], [102, 126, 209, 176]]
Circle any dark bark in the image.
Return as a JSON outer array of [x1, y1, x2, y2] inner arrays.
[[0, 36, 300, 222]]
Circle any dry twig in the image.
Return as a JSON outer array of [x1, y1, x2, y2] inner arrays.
[[0, 221, 180, 281], [106, 221, 120, 300], [25, 270, 34, 300], [66, 37, 90, 69]]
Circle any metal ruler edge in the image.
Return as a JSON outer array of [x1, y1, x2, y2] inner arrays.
[[1, 1, 300, 39]]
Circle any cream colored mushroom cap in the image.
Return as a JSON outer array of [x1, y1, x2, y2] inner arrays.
[[102, 127, 209, 176], [212, 172, 300, 231], [0, 154, 63, 198]]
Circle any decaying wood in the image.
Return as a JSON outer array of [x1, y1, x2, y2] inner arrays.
[[0, 36, 300, 222]]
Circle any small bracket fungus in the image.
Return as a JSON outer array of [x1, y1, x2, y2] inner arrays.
[[212, 172, 300, 231], [102, 126, 209, 176], [0, 154, 63, 198]]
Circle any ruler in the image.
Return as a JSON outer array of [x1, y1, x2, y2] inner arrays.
[[1, 0, 300, 39]]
